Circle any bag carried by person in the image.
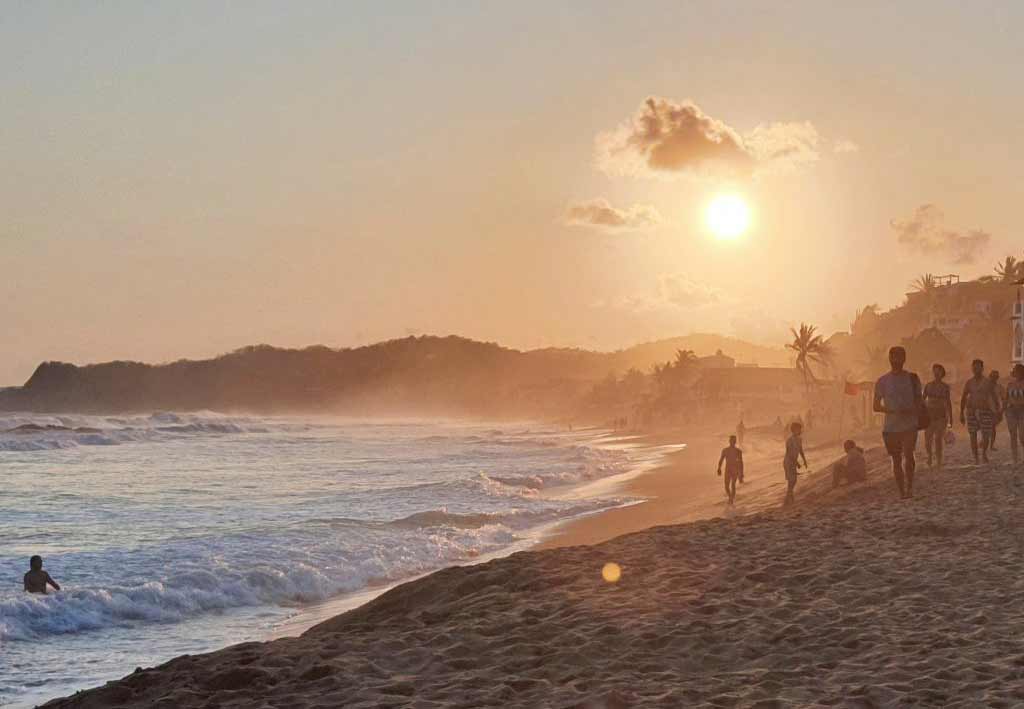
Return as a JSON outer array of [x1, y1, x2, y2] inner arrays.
[[944, 429, 955, 446], [911, 373, 930, 431]]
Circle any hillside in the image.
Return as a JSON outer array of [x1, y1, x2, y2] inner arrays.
[[0, 334, 789, 416]]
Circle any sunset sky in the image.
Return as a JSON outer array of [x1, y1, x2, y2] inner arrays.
[[2, 2, 1022, 384]]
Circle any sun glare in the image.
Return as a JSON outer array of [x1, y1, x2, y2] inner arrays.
[[705, 194, 751, 240]]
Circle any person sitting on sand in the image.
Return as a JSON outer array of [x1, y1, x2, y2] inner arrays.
[[923, 363, 953, 469], [717, 435, 744, 504], [873, 346, 922, 499], [783, 422, 807, 506], [24, 555, 60, 594], [1005, 364, 1024, 465], [832, 440, 866, 488], [960, 359, 1000, 465]]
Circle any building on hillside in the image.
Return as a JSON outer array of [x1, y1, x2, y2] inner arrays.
[[694, 367, 806, 413], [696, 349, 736, 369]]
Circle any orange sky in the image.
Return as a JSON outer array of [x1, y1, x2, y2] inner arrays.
[[2, 2, 1022, 384]]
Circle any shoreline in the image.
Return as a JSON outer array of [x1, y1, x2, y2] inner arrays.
[[44, 431, 1024, 707]]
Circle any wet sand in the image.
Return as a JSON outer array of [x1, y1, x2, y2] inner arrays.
[[43, 435, 1024, 708]]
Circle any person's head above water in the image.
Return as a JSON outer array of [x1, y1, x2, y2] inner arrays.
[[972, 359, 984, 377], [728, 435, 737, 446], [932, 363, 946, 380], [843, 439, 857, 452], [888, 346, 906, 372], [29, 555, 42, 571], [790, 421, 803, 435]]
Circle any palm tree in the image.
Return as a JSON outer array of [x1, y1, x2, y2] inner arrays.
[[786, 323, 833, 391], [910, 273, 937, 294], [995, 256, 1022, 282]]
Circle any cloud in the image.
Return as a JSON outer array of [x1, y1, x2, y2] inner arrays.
[[833, 139, 860, 154], [597, 274, 721, 313], [596, 97, 822, 178], [563, 198, 664, 232], [890, 204, 991, 264]]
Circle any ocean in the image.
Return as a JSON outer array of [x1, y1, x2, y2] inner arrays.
[[0, 413, 657, 707]]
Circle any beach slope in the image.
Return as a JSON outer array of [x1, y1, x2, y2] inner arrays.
[[44, 446, 1024, 708]]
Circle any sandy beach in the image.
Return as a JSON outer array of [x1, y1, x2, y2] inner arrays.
[[41, 430, 1024, 708]]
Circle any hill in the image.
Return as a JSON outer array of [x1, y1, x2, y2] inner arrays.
[[0, 334, 789, 416]]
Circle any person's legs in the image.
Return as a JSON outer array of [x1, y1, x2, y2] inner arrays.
[[980, 411, 993, 463], [967, 411, 980, 463], [924, 427, 935, 467], [884, 433, 906, 497], [1007, 410, 1021, 465], [903, 431, 917, 497], [935, 426, 944, 469]]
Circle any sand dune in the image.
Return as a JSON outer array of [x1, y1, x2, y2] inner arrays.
[[43, 438, 1024, 708]]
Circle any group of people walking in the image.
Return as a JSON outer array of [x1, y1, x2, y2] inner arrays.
[[717, 347, 1024, 506]]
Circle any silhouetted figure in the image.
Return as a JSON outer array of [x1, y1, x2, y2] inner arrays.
[[832, 439, 866, 488], [1005, 364, 1024, 465], [717, 435, 744, 504], [24, 555, 60, 594], [960, 359, 999, 464], [873, 346, 921, 499], [783, 422, 807, 506], [988, 370, 1005, 451], [923, 363, 953, 469], [736, 418, 746, 447]]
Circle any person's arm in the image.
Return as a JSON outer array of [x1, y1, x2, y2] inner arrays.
[[799, 441, 808, 468], [873, 382, 887, 414], [945, 387, 953, 428], [23, 574, 30, 592], [717, 450, 725, 475], [737, 450, 745, 480], [960, 382, 969, 423], [45, 572, 60, 592]]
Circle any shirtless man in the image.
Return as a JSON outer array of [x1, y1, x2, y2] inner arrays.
[[988, 370, 1005, 451], [717, 435, 744, 504], [923, 363, 953, 469], [24, 555, 60, 594], [960, 359, 1000, 464]]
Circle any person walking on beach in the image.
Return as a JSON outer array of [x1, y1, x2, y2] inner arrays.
[[988, 370, 1005, 451], [960, 359, 1000, 464], [736, 418, 746, 447], [1005, 364, 1024, 465], [783, 422, 807, 506], [873, 346, 922, 499], [24, 555, 60, 594], [923, 363, 953, 469], [717, 435, 744, 504]]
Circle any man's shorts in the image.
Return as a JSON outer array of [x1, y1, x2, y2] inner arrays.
[[882, 429, 918, 456], [783, 462, 799, 482], [966, 409, 995, 436]]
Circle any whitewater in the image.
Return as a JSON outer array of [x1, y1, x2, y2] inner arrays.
[[0, 413, 656, 707]]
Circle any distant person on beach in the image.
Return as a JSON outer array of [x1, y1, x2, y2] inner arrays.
[[24, 555, 60, 594], [960, 359, 1000, 464], [923, 363, 953, 469], [988, 370, 1005, 451], [832, 439, 866, 488], [717, 435, 744, 504], [873, 346, 922, 499], [783, 422, 807, 506], [1005, 364, 1024, 465], [736, 418, 746, 447]]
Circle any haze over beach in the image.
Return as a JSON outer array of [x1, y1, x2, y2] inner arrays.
[[5, 2, 1024, 708]]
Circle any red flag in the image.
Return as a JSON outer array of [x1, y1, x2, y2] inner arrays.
[[844, 381, 859, 396]]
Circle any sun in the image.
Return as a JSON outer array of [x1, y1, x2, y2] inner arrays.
[[705, 194, 751, 240]]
